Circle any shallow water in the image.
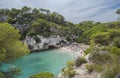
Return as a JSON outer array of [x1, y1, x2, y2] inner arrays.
[[2, 49, 76, 78]]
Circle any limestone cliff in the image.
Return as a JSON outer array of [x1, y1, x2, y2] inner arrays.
[[24, 35, 68, 52]]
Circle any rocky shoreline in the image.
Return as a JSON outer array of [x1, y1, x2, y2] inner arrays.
[[24, 35, 102, 78]]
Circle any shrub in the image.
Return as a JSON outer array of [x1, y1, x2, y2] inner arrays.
[[94, 65, 103, 72], [109, 47, 120, 56], [27, 30, 36, 36], [102, 61, 120, 78], [76, 36, 84, 43], [0, 72, 4, 78], [69, 70, 76, 78], [112, 37, 120, 48], [67, 60, 75, 67], [86, 64, 103, 73], [100, 46, 109, 51], [62, 67, 76, 78], [89, 51, 112, 65], [84, 47, 92, 55], [34, 36, 41, 43], [91, 32, 110, 45], [42, 31, 51, 38], [75, 57, 87, 67], [62, 60, 76, 78], [86, 64, 94, 73], [29, 72, 54, 78], [66, 36, 71, 41], [84, 40, 96, 55]]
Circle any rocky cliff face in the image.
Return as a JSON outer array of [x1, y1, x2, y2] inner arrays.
[[24, 35, 68, 52], [12, 22, 30, 34]]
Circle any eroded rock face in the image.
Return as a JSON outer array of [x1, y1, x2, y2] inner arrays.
[[0, 16, 7, 22], [12, 23, 30, 34], [24, 35, 68, 52], [115, 72, 120, 78]]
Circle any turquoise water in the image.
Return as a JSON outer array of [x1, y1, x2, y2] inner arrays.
[[2, 49, 76, 78]]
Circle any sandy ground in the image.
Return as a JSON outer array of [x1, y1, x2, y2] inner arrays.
[[59, 43, 89, 57]]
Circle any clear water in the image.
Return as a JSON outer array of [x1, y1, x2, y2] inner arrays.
[[2, 49, 76, 78]]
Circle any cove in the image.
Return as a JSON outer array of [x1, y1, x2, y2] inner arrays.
[[2, 49, 76, 78]]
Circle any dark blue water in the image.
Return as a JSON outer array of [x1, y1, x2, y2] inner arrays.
[[2, 49, 76, 78]]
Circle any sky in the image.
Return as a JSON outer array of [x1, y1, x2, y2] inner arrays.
[[0, 0, 120, 23]]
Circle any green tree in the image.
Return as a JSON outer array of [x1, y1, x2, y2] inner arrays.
[[32, 8, 39, 14], [21, 6, 31, 14], [116, 9, 120, 20], [91, 32, 110, 45], [8, 8, 20, 18], [31, 19, 48, 34], [29, 72, 54, 78], [0, 23, 29, 62]]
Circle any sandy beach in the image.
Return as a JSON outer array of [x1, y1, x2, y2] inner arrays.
[[60, 43, 89, 57]]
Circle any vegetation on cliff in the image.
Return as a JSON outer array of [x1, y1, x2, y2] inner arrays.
[[60, 9, 120, 78], [0, 6, 120, 78], [29, 72, 54, 78], [0, 6, 77, 41]]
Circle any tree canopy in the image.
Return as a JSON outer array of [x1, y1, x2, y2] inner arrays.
[[0, 23, 29, 62], [116, 9, 120, 20], [29, 72, 54, 78]]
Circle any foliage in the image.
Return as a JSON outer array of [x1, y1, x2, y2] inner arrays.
[[34, 36, 41, 43], [0, 7, 70, 39], [86, 64, 94, 73], [84, 46, 94, 55], [101, 59, 120, 78], [109, 47, 120, 56], [116, 9, 120, 15], [0, 7, 120, 78], [89, 51, 112, 65], [75, 57, 87, 67], [66, 60, 75, 67], [61, 60, 76, 78], [62, 67, 76, 78], [108, 29, 120, 39], [116, 9, 120, 20], [76, 21, 105, 43], [29, 72, 54, 78], [76, 21, 120, 44], [84, 40, 95, 55], [94, 65, 103, 72], [0, 72, 4, 78], [0, 23, 29, 62], [91, 32, 110, 45], [82, 24, 107, 43], [27, 29, 36, 36], [88, 49, 120, 78]]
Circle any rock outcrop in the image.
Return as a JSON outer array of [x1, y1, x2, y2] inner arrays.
[[12, 22, 30, 34], [58, 63, 101, 78], [73, 63, 101, 78], [58, 54, 101, 78], [115, 72, 120, 78], [24, 35, 68, 52]]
